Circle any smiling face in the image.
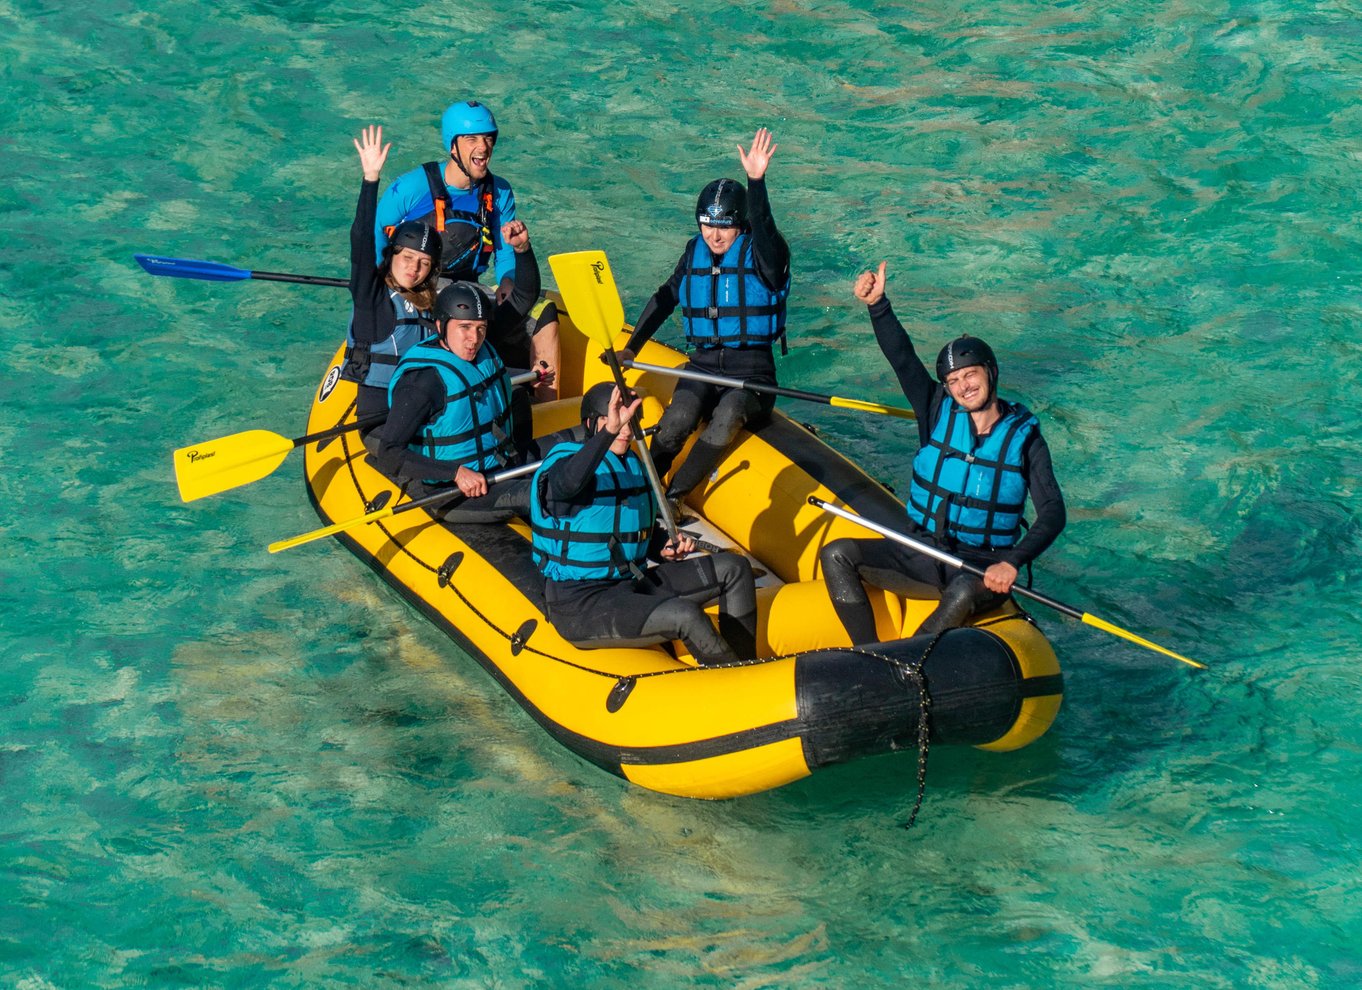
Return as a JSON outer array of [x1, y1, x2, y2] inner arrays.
[[699, 223, 740, 256], [453, 133, 495, 182], [389, 246, 433, 289], [944, 364, 993, 412], [442, 318, 488, 362]]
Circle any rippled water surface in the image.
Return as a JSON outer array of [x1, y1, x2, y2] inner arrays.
[[4, 0, 1361, 986]]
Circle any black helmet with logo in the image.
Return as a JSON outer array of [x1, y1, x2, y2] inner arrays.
[[384, 220, 442, 273], [436, 281, 492, 324], [935, 335, 998, 386], [695, 178, 747, 229]]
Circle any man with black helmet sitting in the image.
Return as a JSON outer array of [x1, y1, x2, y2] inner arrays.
[[819, 262, 1067, 643], [369, 234, 545, 522], [619, 128, 791, 514], [529, 383, 758, 666]]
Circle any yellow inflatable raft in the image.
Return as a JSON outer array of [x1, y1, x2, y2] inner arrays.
[[299, 294, 1062, 800]]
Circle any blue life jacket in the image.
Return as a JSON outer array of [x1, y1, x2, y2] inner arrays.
[[680, 233, 789, 350], [387, 339, 515, 474], [342, 288, 435, 389], [906, 398, 1039, 549], [529, 441, 656, 581], [395, 162, 495, 278]]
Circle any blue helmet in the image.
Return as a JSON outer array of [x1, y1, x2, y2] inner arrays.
[[441, 100, 499, 155]]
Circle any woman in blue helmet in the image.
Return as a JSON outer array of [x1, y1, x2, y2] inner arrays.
[[619, 128, 791, 513], [341, 125, 443, 444], [819, 263, 1067, 643], [373, 100, 560, 401]]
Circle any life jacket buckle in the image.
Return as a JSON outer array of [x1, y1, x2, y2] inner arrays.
[[710, 266, 721, 276], [707, 306, 718, 319]]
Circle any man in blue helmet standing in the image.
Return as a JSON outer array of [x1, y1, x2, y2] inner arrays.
[[374, 100, 516, 290], [619, 128, 790, 515], [374, 100, 561, 400], [818, 262, 1067, 643]]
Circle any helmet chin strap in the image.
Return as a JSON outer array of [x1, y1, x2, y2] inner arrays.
[[449, 145, 472, 182]]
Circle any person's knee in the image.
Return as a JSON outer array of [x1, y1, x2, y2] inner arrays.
[[704, 393, 753, 445], [654, 409, 698, 452], [641, 596, 707, 641], [713, 552, 753, 591], [820, 538, 860, 576]]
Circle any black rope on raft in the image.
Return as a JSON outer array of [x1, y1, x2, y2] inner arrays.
[[840, 632, 945, 832]]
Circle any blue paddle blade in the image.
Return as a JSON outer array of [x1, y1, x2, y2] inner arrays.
[[134, 254, 253, 282]]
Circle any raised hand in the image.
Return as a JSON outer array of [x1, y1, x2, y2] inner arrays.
[[605, 386, 643, 435], [737, 127, 777, 181], [502, 219, 530, 253], [354, 125, 391, 183], [853, 261, 887, 306]]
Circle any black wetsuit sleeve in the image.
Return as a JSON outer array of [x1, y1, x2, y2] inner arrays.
[[369, 369, 459, 482], [997, 431, 1066, 569], [745, 177, 789, 290], [485, 244, 542, 364], [538, 429, 617, 511], [867, 296, 940, 440], [624, 253, 688, 353], [349, 179, 390, 347], [500, 243, 542, 323]]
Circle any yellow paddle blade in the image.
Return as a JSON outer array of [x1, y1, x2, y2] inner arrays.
[[267, 504, 400, 554], [548, 250, 625, 350], [173, 430, 294, 502], [829, 396, 916, 420], [1082, 613, 1206, 669]]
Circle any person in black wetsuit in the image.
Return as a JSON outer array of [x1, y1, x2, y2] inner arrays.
[[368, 268, 544, 523], [529, 383, 758, 665], [819, 262, 1066, 643], [341, 125, 442, 447], [619, 128, 791, 511]]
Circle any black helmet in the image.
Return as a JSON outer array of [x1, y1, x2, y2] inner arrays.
[[385, 220, 442, 272], [580, 382, 616, 435], [695, 178, 747, 229], [436, 281, 492, 324], [935, 335, 998, 385]]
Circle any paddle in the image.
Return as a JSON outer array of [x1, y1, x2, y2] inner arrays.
[[175, 370, 543, 502], [174, 414, 384, 502], [268, 459, 543, 554], [135, 254, 348, 288], [623, 358, 916, 421], [809, 496, 1206, 669], [548, 250, 679, 541]]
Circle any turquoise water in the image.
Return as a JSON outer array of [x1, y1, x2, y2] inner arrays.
[[4, 0, 1361, 984]]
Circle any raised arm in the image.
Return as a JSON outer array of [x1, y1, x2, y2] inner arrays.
[[738, 128, 789, 288], [855, 262, 937, 424], [350, 126, 392, 341]]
